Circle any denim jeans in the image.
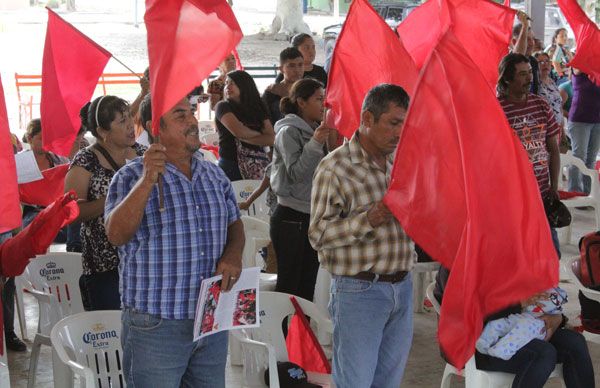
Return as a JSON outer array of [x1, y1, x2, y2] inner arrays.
[[477, 329, 595, 388], [550, 227, 561, 259], [121, 309, 228, 388], [329, 274, 413, 388], [567, 121, 600, 193]]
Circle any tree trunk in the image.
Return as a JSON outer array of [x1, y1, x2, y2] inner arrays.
[[66, 0, 76, 11], [271, 0, 311, 38]]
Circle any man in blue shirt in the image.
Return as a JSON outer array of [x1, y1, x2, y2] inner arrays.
[[105, 96, 244, 387]]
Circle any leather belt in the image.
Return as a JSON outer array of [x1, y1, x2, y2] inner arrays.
[[352, 271, 408, 283]]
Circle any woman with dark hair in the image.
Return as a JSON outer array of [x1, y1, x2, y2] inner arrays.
[[64, 95, 145, 310], [214, 70, 275, 181], [547, 28, 572, 84], [275, 33, 328, 87], [270, 78, 332, 301]]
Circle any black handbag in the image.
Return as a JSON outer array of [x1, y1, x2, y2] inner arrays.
[[543, 195, 572, 228]]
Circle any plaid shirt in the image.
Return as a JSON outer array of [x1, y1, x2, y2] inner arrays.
[[309, 133, 413, 276], [105, 152, 240, 319]]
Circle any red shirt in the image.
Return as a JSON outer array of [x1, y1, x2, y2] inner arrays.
[[499, 94, 560, 197]]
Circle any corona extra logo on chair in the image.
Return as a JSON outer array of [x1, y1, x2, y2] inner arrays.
[[82, 323, 119, 349], [39, 261, 65, 281], [239, 186, 253, 200]]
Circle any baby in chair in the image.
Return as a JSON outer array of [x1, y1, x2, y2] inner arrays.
[[476, 287, 568, 360]]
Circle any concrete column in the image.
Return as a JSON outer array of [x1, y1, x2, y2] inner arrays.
[[526, 0, 545, 42]]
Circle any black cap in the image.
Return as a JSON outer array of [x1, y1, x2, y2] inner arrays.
[[264, 362, 321, 387]]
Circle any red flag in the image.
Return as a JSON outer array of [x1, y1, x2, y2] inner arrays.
[[397, 0, 515, 89], [285, 296, 331, 373], [325, 0, 418, 138], [41, 8, 111, 157], [145, 0, 243, 135], [557, 0, 600, 84], [19, 164, 69, 207], [0, 191, 78, 277], [383, 30, 558, 368], [0, 75, 21, 234], [504, 0, 511, 6]]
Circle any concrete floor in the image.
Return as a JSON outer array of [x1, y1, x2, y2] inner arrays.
[[6, 208, 600, 387]]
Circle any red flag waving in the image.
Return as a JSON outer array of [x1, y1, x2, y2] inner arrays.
[[0, 191, 78, 277], [557, 0, 600, 84], [41, 8, 111, 157], [397, 0, 515, 89], [285, 296, 331, 374], [145, 0, 243, 135], [19, 164, 69, 207], [0, 75, 21, 234], [325, 0, 418, 138], [383, 30, 558, 368]]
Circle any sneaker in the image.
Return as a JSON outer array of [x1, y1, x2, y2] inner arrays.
[[5, 333, 26, 352]]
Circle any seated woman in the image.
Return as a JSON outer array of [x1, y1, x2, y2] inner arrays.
[[214, 70, 275, 181], [65, 95, 145, 310], [270, 78, 332, 301], [275, 33, 328, 87], [262, 47, 305, 124]]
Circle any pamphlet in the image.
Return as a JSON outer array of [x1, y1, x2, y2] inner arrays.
[[193, 267, 260, 340], [14, 150, 43, 184]]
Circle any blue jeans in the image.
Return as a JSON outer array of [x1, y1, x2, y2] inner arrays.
[[567, 121, 600, 193], [329, 274, 413, 388], [121, 309, 228, 388], [550, 227, 561, 259], [83, 269, 120, 311], [477, 329, 594, 388]]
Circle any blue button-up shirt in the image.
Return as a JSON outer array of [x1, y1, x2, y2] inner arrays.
[[105, 152, 240, 319]]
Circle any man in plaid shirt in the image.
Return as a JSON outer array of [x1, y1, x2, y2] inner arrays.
[[309, 84, 414, 387], [105, 96, 243, 388]]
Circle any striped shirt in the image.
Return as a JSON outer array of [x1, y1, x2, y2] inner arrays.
[[499, 94, 560, 197], [308, 133, 413, 276], [105, 152, 240, 319]]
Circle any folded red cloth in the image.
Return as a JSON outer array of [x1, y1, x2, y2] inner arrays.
[[558, 190, 587, 200]]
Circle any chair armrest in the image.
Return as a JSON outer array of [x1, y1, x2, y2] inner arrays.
[[65, 360, 96, 388], [25, 288, 52, 304]]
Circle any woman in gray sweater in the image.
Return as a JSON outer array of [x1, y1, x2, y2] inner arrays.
[[270, 78, 332, 301]]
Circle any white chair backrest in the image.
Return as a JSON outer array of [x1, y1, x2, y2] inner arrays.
[[23, 253, 84, 335], [560, 152, 600, 196], [425, 282, 441, 315], [199, 148, 218, 163], [51, 311, 124, 388], [231, 180, 270, 222], [200, 132, 219, 147], [252, 291, 331, 362], [241, 216, 271, 268]]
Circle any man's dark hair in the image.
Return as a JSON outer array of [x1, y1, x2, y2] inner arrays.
[[497, 53, 531, 97], [279, 47, 303, 65], [361, 84, 409, 122], [291, 33, 312, 48]]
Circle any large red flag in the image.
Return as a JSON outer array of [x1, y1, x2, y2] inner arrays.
[[19, 164, 69, 207], [145, 0, 243, 135], [325, 0, 418, 138], [0, 191, 78, 277], [0, 75, 21, 234], [41, 8, 111, 157], [383, 29, 558, 368], [397, 0, 515, 89], [557, 0, 600, 84]]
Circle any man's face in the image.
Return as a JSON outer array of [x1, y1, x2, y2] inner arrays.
[[159, 99, 200, 154], [508, 62, 533, 97], [362, 103, 407, 156], [280, 57, 304, 83]]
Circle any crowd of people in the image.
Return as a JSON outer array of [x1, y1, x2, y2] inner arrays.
[[2, 8, 599, 387]]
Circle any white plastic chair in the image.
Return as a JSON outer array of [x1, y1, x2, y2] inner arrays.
[[232, 217, 278, 366], [413, 261, 440, 313], [0, 335, 9, 388], [51, 310, 124, 388], [199, 148, 218, 163], [23, 252, 85, 388], [559, 152, 600, 243], [567, 256, 600, 344], [425, 282, 565, 388], [232, 291, 333, 388], [14, 275, 28, 340], [200, 131, 219, 147], [231, 180, 270, 222]]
